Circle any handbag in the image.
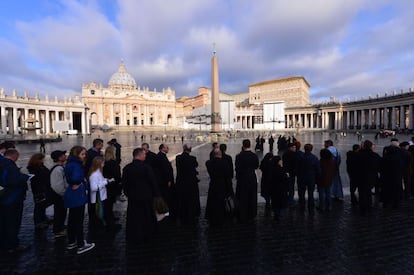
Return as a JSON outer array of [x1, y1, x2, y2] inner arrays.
[[95, 189, 105, 225]]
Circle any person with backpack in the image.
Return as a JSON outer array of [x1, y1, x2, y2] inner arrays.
[[50, 150, 68, 238]]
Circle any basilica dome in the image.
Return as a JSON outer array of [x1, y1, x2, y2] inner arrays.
[[108, 61, 137, 90]]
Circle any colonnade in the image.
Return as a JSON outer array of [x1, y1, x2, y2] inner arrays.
[[236, 115, 254, 129], [286, 101, 414, 131]]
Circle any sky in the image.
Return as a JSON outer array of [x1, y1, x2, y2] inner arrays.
[[0, 0, 413, 103]]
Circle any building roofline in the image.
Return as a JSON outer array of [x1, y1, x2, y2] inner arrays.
[[249, 76, 310, 88]]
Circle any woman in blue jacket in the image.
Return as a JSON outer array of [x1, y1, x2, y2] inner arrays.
[[64, 146, 95, 254]]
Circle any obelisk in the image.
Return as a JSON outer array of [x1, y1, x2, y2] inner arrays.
[[211, 48, 221, 133]]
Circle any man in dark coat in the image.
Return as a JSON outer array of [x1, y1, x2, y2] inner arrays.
[[85, 138, 103, 175], [155, 144, 175, 217], [297, 144, 320, 214], [268, 135, 275, 151], [142, 143, 157, 170], [346, 144, 361, 205], [282, 142, 298, 206], [235, 139, 259, 223], [122, 148, 159, 244], [381, 139, 404, 208], [175, 144, 200, 225], [206, 149, 231, 226], [0, 149, 31, 253], [209, 142, 219, 160], [355, 140, 381, 215], [220, 143, 234, 197]]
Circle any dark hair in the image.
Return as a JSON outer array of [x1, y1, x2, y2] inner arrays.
[[142, 143, 149, 149], [242, 139, 251, 148], [183, 144, 191, 152], [212, 142, 218, 148], [0, 141, 15, 150], [133, 147, 144, 157], [28, 153, 45, 168], [295, 141, 302, 150], [159, 144, 165, 151], [363, 140, 373, 150], [352, 144, 360, 151], [219, 143, 227, 153], [324, 140, 333, 147], [92, 138, 103, 147], [304, 144, 313, 153], [4, 148, 19, 158]]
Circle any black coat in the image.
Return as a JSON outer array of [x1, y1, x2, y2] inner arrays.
[[222, 152, 234, 196], [175, 152, 200, 223], [282, 149, 298, 177], [122, 159, 159, 244], [381, 146, 403, 205], [270, 162, 289, 209], [144, 150, 158, 171], [235, 150, 259, 222], [260, 153, 273, 198], [155, 152, 175, 213], [103, 159, 122, 199], [206, 157, 230, 225], [27, 164, 53, 204]]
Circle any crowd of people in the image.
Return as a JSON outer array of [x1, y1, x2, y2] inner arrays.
[[1, 134, 413, 255]]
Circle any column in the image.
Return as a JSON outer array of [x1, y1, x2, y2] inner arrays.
[[1, 106, 6, 133], [81, 110, 86, 134], [35, 109, 40, 135], [409, 105, 414, 129], [400, 105, 405, 129], [376, 108, 380, 128], [69, 111, 73, 130], [24, 109, 29, 126], [45, 110, 50, 134], [346, 111, 350, 129], [361, 109, 365, 128], [391, 106, 396, 129], [12, 107, 18, 134], [368, 109, 372, 128], [383, 108, 388, 129]]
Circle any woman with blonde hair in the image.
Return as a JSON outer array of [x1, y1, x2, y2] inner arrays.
[[88, 156, 113, 230], [103, 146, 122, 229]]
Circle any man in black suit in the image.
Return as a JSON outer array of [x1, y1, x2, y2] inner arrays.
[[122, 148, 159, 244], [156, 144, 175, 217], [175, 144, 200, 225], [235, 139, 259, 223], [142, 143, 157, 170]]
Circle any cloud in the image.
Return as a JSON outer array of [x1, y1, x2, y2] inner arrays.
[[0, 0, 413, 105]]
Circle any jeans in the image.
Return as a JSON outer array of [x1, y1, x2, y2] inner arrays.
[[318, 186, 332, 211], [68, 205, 85, 247], [298, 180, 315, 211], [0, 202, 24, 250]]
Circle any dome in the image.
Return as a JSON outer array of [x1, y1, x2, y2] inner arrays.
[[108, 61, 137, 89]]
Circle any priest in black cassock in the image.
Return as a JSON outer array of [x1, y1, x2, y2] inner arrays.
[[235, 139, 259, 223], [175, 144, 200, 225], [122, 148, 159, 244], [206, 149, 231, 226], [155, 144, 175, 217]]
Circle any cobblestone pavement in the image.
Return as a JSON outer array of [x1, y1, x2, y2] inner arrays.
[[2, 131, 414, 274]]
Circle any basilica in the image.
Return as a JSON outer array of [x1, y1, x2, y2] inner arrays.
[[1, 60, 413, 136]]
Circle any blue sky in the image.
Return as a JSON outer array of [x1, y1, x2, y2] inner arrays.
[[0, 0, 413, 102]]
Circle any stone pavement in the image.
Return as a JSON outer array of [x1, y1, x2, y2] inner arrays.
[[2, 131, 414, 274]]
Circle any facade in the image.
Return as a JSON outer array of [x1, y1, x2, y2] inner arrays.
[[82, 62, 177, 129], [286, 90, 414, 131], [0, 88, 87, 136]]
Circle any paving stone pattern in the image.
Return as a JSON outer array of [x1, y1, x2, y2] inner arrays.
[[2, 131, 414, 274]]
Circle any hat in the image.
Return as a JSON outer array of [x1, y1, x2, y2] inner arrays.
[[400, 141, 409, 147], [287, 143, 295, 148], [51, 150, 66, 161]]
